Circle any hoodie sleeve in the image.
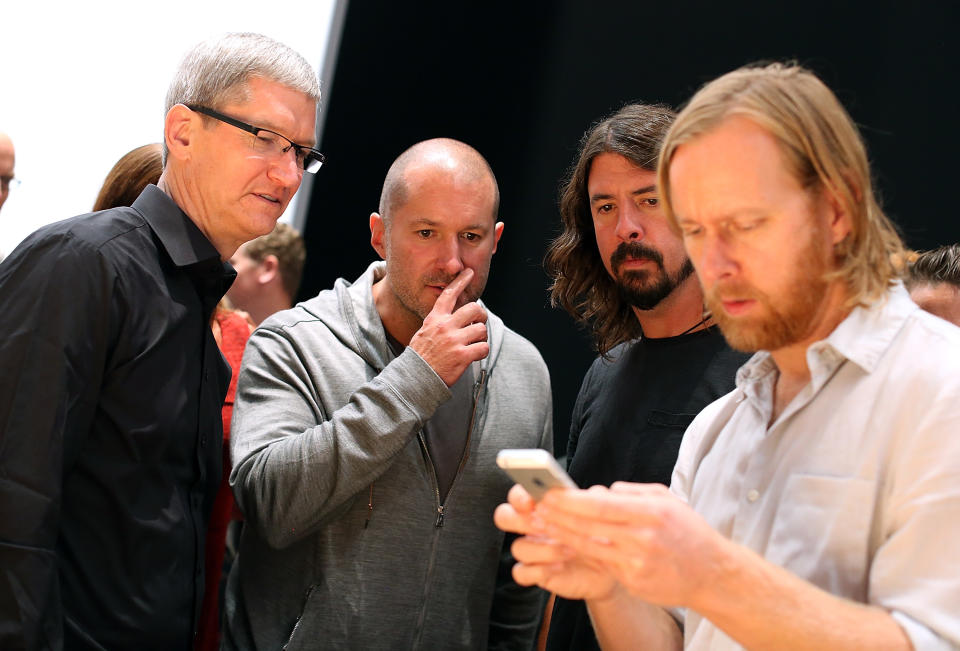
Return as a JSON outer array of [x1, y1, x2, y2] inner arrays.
[[229, 324, 451, 550]]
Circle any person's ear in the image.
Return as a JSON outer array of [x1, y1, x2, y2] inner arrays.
[[258, 255, 280, 285], [370, 212, 387, 259], [823, 185, 853, 248], [164, 104, 195, 163], [491, 222, 504, 254]]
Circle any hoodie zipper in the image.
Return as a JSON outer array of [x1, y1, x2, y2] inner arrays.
[[418, 367, 488, 527], [411, 367, 488, 648]]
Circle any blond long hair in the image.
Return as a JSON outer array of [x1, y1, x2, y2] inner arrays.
[[658, 62, 903, 307]]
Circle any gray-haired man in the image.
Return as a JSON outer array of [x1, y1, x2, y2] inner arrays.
[[0, 33, 321, 649]]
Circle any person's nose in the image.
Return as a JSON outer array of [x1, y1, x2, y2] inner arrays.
[[615, 203, 646, 242], [692, 231, 737, 287], [438, 236, 465, 277], [267, 149, 303, 190]]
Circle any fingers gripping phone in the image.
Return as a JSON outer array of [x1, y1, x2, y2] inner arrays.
[[496, 449, 577, 500]]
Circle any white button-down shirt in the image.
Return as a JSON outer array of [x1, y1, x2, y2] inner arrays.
[[671, 284, 960, 650]]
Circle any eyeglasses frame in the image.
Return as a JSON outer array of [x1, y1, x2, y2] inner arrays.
[[185, 104, 325, 173]]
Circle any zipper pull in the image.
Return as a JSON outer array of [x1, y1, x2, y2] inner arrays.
[[364, 484, 374, 529], [474, 369, 487, 399], [435, 504, 444, 528]]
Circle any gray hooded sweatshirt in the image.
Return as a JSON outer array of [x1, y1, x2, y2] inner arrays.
[[224, 262, 553, 650]]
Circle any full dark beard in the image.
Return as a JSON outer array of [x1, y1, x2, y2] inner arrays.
[[611, 242, 695, 311]]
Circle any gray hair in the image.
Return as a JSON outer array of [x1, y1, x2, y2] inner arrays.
[[163, 32, 321, 163]]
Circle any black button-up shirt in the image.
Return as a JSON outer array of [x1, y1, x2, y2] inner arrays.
[[0, 185, 234, 650]]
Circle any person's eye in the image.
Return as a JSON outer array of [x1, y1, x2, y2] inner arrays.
[[640, 197, 659, 207], [681, 224, 703, 237], [462, 232, 480, 242], [595, 203, 614, 215], [417, 229, 433, 238], [734, 218, 763, 232]]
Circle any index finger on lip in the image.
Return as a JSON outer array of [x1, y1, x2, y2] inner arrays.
[[432, 268, 474, 315]]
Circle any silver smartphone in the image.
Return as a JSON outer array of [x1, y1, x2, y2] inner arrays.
[[496, 448, 577, 500]]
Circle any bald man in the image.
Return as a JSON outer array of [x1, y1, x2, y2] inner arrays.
[[0, 132, 14, 211], [0, 133, 13, 262], [224, 138, 553, 650]]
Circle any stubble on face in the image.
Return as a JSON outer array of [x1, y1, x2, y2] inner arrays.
[[386, 255, 487, 323], [705, 220, 832, 352], [610, 240, 695, 310]]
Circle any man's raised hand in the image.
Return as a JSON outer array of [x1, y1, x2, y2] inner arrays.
[[409, 268, 489, 386]]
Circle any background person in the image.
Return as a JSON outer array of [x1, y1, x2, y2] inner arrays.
[[93, 143, 163, 212], [225, 221, 306, 325], [905, 243, 960, 326], [0, 132, 15, 261]]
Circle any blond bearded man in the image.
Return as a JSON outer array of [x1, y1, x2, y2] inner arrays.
[[496, 63, 960, 650]]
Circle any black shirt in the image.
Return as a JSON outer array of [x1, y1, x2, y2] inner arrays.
[[547, 327, 750, 651], [0, 185, 234, 650]]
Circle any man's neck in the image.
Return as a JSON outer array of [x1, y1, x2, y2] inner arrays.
[[768, 281, 853, 422], [158, 169, 236, 260], [371, 275, 421, 346], [631, 274, 709, 339], [247, 292, 293, 327]]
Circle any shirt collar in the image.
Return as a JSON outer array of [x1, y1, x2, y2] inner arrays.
[[814, 281, 916, 374], [736, 282, 918, 391], [133, 184, 223, 268]]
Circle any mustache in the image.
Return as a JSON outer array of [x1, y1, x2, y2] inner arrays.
[[423, 274, 459, 286], [705, 281, 766, 306], [610, 241, 664, 271]]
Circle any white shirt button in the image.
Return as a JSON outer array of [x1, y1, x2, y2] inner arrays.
[[747, 489, 760, 502]]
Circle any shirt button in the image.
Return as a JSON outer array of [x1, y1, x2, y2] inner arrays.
[[747, 488, 760, 502]]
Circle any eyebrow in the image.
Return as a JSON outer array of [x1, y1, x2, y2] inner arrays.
[[410, 218, 488, 231], [590, 185, 657, 203], [249, 116, 317, 148]]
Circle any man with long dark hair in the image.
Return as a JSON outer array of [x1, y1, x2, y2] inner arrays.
[[542, 104, 748, 650]]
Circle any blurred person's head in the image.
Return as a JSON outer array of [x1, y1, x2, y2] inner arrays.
[[94, 144, 163, 211], [159, 33, 322, 258], [226, 222, 306, 325], [546, 103, 697, 354], [906, 244, 960, 326], [0, 132, 15, 212], [370, 138, 503, 344], [659, 62, 904, 354]]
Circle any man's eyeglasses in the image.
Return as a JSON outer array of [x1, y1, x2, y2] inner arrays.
[[186, 105, 325, 174]]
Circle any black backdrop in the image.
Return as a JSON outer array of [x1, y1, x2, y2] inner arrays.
[[300, 1, 958, 454]]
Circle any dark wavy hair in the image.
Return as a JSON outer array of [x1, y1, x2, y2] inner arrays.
[[545, 103, 676, 355]]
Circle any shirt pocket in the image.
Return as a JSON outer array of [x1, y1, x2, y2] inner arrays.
[[767, 473, 876, 600]]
